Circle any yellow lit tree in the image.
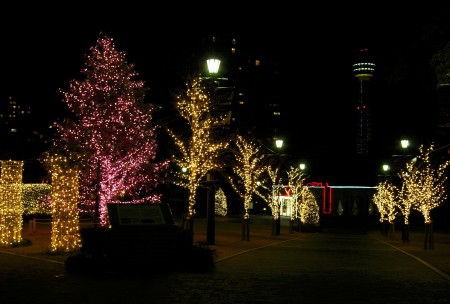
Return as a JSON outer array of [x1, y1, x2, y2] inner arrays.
[[256, 165, 282, 235], [286, 166, 307, 232], [299, 186, 320, 226], [46, 155, 81, 253], [229, 135, 266, 240], [372, 180, 397, 237], [399, 144, 450, 249], [215, 187, 227, 216], [0, 161, 24, 246], [168, 77, 228, 229]]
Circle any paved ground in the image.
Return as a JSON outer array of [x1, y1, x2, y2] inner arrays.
[[0, 217, 449, 303]]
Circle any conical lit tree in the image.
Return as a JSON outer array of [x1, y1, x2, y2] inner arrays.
[[215, 187, 227, 216], [399, 144, 450, 249], [168, 77, 228, 228], [372, 180, 398, 237], [299, 187, 320, 226], [229, 135, 266, 241], [55, 35, 167, 226]]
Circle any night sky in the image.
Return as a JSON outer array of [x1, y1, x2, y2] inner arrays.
[[1, 6, 449, 183]]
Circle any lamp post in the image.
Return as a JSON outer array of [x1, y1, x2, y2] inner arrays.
[[400, 138, 410, 242], [205, 57, 221, 245]]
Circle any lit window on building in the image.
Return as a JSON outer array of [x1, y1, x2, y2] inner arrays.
[[231, 47, 236, 54], [273, 112, 281, 116], [239, 101, 245, 105], [255, 59, 261, 66], [10, 128, 17, 133]]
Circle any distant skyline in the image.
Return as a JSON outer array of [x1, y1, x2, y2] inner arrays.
[[1, 7, 449, 183]]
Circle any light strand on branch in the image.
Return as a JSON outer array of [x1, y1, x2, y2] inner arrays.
[[229, 136, 266, 219], [169, 77, 228, 218]]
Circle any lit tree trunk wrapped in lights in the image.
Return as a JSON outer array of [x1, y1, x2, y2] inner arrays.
[[168, 77, 228, 230], [228, 136, 266, 241], [54, 35, 167, 227], [47, 155, 81, 253], [256, 165, 282, 235], [400, 144, 450, 249], [0, 161, 24, 246], [372, 180, 398, 238]]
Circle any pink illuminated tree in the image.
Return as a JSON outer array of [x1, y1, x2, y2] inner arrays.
[[55, 35, 167, 226]]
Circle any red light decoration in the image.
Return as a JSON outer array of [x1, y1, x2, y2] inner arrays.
[[306, 182, 333, 214]]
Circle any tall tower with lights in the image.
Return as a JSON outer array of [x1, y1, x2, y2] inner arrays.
[[353, 48, 375, 156]]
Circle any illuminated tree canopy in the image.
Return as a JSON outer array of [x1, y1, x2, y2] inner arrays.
[[215, 187, 227, 216], [299, 187, 320, 225], [399, 144, 450, 224], [168, 77, 228, 218], [286, 166, 307, 221], [229, 135, 265, 218], [257, 165, 282, 220], [372, 180, 397, 224], [55, 35, 166, 226]]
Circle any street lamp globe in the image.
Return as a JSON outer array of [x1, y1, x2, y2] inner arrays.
[[400, 139, 410, 149], [299, 163, 306, 170], [275, 139, 284, 149], [382, 164, 390, 172], [206, 58, 221, 74]]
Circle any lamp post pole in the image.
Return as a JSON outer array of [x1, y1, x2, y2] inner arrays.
[[205, 57, 221, 245], [400, 138, 410, 242]]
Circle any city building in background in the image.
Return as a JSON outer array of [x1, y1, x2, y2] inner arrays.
[[199, 34, 283, 149]]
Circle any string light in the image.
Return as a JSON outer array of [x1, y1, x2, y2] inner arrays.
[[399, 144, 450, 224], [215, 187, 227, 216], [0, 161, 24, 246], [299, 187, 320, 225], [55, 35, 167, 226], [372, 180, 397, 224], [47, 155, 81, 253], [286, 166, 307, 221], [228, 136, 265, 219], [256, 166, 282, 220], [168, 77, 228, 218], [22, 184, 51, 215]]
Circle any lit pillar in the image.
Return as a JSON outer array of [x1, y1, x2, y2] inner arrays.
[[0, 161, 24, 245]]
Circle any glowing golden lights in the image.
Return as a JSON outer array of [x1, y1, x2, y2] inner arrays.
[[372, 181, 397, 224], [229, 136, 265, 219], [22, 184, 51, 215], [169, 78, 228, 218], [0, 161, 24, 246], [399, 144, 450, 224], [47, 156, 81, 253]]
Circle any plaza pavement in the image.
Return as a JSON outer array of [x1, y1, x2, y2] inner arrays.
[[0, 216, 449, 303]]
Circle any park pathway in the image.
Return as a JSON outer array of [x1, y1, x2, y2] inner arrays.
[[1, 232, 449, 303]]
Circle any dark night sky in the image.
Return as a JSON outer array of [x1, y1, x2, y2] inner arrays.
[[1, 5, 449, 183]]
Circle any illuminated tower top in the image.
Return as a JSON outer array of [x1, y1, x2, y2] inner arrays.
[[352, 48, 375, 81]]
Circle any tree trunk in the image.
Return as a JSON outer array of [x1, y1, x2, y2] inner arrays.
[[424, 222, 434, 250], [402, 223, 410, 243], [242, 217, 250, 241], [272, 217, 280, 236]]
